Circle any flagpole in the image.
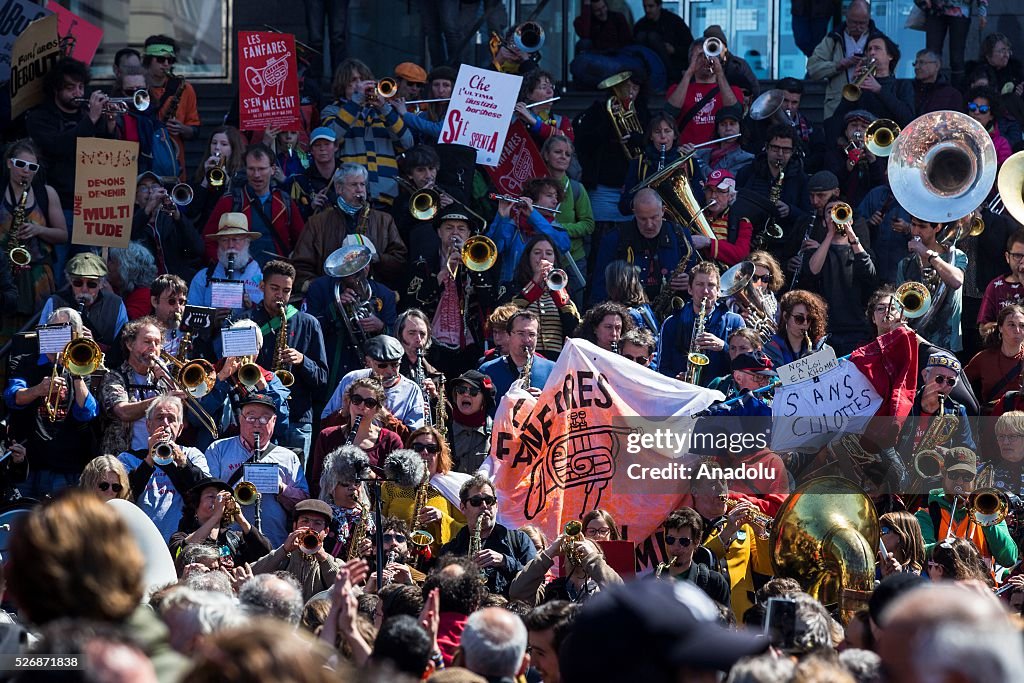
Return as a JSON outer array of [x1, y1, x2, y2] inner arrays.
[[713, 353, 853, 409]]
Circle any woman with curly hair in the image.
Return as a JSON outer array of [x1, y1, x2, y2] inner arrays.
[[764, 290, 832, 367], [381, 425, 467, 556], [308, 377, 403, 497], [500, 234, 582, 357], [878, 511, 926, 577], [573, 301, 635, 353], [726, 251, 782, 337], [604, 260, 659, 335], [80, 455, 131, 501]]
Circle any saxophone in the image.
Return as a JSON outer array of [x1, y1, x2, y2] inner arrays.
[[683, 297, 711, 384], [520, 345, 534, 390], [653, 259, 689, 322], [346, 501, 369, 561], [469, 513, 488, 583], [755, 161, 786, 248], [8, 186, 31, 271], [273, 302, 295, 387], [655, 556, 677, 578], [409, 474, 436, 556]]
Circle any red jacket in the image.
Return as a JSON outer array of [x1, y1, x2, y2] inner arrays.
[[202, 188, 305, 261], [437, 612, 468, 666]]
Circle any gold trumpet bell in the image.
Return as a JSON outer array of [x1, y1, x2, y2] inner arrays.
[[376, 78, 398, 99], [275, 370, 295, 387], [235, 481, 259, 506], [997, 150, 1024, 227], [894, 281, 932, 319], [180, 359, 216, 398], [410, 188, 440, 221], [462, 235, 498, 272], [865, 119, 900, 157], [65, 338, 104, 376], [237, 360, 264, 389]]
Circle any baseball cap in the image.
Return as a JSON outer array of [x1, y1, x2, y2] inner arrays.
[[136, 171, 162, 185], [731, 351, 776, 376], [310, 127, 337, 144], [944, 447, 977, 475], [560, 580, 767, 682], [705, 169, 736, 191], [239, 392, 276, 412], [394, 62, 428, 84], [66, 253, 108, 278]]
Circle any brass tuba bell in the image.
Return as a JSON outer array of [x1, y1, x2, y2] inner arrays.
[[996, 150, 1024, 227]]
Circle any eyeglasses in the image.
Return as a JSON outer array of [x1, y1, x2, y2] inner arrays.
[[411, 442, 441, 454], [71, 279, 100, 289], [242, 414, 273, 425], [767, 144, 794, 154], [349, 394, 381, 409], [585, 527, 611, 537], [933, 376, 958, 387], [10, 158, 40, 172], [1008, 252, 1024, 262], [752, 274, 772, 283], [455, 385, 481, 397], [791, 313, 809, 324], [664, 535, 693, 547], [968, 102, 992, 114], [947, 471, 976, 482], [98, 482, 123, 493], [382, 533, 407, 543], [467, 495, 497, 507], [928, 561, 942, 568], [997, 434, 1024, 442], [623, 354, 650, 364], [154, 56, 176, 65]]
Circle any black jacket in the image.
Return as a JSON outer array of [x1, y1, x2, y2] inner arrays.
[[574, 98, 650, 189], [439, 523, 537, 598], [131, 205, 205, 282], [25, 101, 113, 208]]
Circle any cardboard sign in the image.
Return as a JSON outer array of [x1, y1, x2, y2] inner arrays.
[[0, 0, 51, 84], [46, 1, 103, 66], [439, 65, 521, 166], [71, 138, 138, 248], [485, 119, 546, 195], [775, 347, 839, 386], [9, 13, 59, 119], [237, 30, 301, 132]]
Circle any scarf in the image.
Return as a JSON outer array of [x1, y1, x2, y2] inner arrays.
[[453, 403, 487, 428], [337, 196, 362, 216]]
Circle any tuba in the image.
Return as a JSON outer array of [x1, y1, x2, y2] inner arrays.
[[889, 111, 997, 333], [770, 476, 878, 624], [996, 150, 1024, 227], [719, 261, 776, 344], [326, 244, 375, 358], [598, 71, 644, 160], [634, 157, 717, 241]]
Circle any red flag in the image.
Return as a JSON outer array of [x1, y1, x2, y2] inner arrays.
[[485, 120, 545, 195], [849, 326, 919, 448]]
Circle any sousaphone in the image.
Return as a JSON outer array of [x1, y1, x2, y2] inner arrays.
[[997, 150, 1024, 226]]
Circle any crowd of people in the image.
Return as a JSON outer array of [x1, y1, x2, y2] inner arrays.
[[1, 1, 1024, 681]]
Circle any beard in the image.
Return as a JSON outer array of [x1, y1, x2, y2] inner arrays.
[[218, 242, 251, 271]]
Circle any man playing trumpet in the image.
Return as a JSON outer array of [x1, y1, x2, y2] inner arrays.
[[251, 499, 342, 602]]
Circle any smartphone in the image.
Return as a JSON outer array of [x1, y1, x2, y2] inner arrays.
[[764, 597, 798, 650]]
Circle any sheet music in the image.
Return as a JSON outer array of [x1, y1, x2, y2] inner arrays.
[[211, 280, 244, 309], [221, 326, 259, 357], [37, 324, 73, 356], [244, 463, 279, 495]]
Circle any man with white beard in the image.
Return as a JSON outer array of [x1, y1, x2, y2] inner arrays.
[[187, 213, 264, 317]]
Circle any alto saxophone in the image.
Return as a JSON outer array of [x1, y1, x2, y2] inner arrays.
[[683, 297, 711, 384], [469, 513, 488, 583], [655, 555, 677, 578], [653, 259, 689, 322], [346, 501, 369, 561], [273, 302, 295, 387], [409, 474, 436, 557], [520, 345, 534, 390], [8, 186, 31, 271]]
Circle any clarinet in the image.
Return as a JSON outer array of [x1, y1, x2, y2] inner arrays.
[[789, 214, 816, 290], [416, 349, 432, 428], [346, 415, 363, 445], [657, 143, 666, 172], [226, 253, 235, 280], [252, 433, 263, 533]]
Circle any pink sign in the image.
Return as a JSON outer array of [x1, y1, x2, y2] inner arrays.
[[46, 2, 102, 64]]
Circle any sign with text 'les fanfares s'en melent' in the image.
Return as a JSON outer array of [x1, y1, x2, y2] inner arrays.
[[72, 138, 137, 249], [238, 31, 301, 132], [439, 65, 522, 166]]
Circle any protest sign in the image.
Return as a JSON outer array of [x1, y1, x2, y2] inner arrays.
[[485, 119, 546, 195], [46, 1, 102, 66], [238, 30, 301, 132], [0, 0, 51, 84], [439, 65, 521, 166], [71, 138, 138, 249], [9, 13, 59, 118]]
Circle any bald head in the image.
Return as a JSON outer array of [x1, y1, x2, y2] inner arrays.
[[633, 188, 666, 239], [462, 607, 529, 678]]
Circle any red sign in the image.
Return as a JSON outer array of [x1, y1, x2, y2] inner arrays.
[[46, 2, 102, 65], [237, 31, 301, 132], [485, 120, 546, 195]]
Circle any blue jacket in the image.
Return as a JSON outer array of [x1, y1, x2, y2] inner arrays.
[[479, 354, 557, 415], [590, 220, 697, 306], [657, 302, 745, 386], [487, 211, 571, 284]]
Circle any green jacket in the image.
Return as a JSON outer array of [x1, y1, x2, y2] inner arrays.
[[558, 177, 595, 262], [915, 489, 1019, 569]]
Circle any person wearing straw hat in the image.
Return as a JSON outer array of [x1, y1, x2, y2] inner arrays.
[[187, 213, 264, 318]]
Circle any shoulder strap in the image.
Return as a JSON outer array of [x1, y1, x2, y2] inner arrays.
[[928, 501, 943, 540], [677, 85, 720, 130], [694, 562, 710, 589], [986, 362, 1024, 404], [248, 189, 291, 255], [157, 77, 183, 111]]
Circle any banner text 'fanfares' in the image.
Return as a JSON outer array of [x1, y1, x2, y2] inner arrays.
[[237, 31, 301, 131]]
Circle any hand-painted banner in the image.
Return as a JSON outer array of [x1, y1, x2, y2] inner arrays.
[[0, 0, 51, 84], [439, 65, 521, 166], [72, 138, 138, 248], [238, 30, 301, 132], [46, 1, 102, 66], [9, 13, 59, 119], [485, 119, 546, 196]]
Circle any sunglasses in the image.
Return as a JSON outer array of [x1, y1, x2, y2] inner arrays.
[[71, 279, 100, 289], [349, 394, 381, 409], [98, 482, 123, 493], [455, 385, 481, 397], [947, 471, 975, 482], [468, 495, 497, 507], [10, 158, 40, 172], [880, 526, 895, 536], [154, 56, 176, 65], [933, 376, 958, 387], [752, 274, 772, 283], [968, 102, 992, 114], [382, 533, 407, 543], [624, 354, 650, 364], [664, 535, 693, 547], [374, 361, 400, 368], [791, 313, 810, 324], [411, 442, 440, 454]]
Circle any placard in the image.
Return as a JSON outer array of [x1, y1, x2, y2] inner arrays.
[[0, 0, 51, 85], [244, 463, 279, 495], [9, 13, 59, 119], [182, 305, 216, 333], [238, 30, 301, 132], [439, 65, 522, 166], [486, 119, 547, 195], [45, 2, 102, 66], [37, 323, 72, 355], [775, 347, 839, 386], [210, 280, 244, 309], [222, 326, 259, 357], [71, 138, 137, 248]]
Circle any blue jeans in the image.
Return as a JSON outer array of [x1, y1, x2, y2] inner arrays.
[[20, 470, 79, 500]]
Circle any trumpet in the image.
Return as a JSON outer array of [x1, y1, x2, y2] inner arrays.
[[72, 90, 151, 113], [299, 529, 323, 555], [546, 268, 568, 291], [865, 119, 900, 157], [562, 520, 586, 566], [366, 78, 398, 105], [235, 481, 260, 506], [704, 36, 724, 60], [488, 192, 561, 215], [842, 58, 877, 102], [722, 496, 774, 540], [829, 202, 853, 237], [162, 184, 193, 212], [207, 152, 226, 188], [150, 440, 174, 467], [969, 488, 1010, 527], [449, 235, 499, 275]]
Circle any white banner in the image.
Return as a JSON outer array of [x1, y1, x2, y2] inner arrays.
[[438, 65, 521, 166], [771, 358, 882, 453]]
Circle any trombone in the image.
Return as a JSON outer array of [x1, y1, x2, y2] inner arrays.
[[843, 58, 877, 101], [154, 351, 220, 438], [45, 337, 104, 422]]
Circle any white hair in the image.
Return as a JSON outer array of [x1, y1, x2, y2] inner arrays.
[[160, 587, 244, 648], [145, 394, 184, 422], [914, 624, 1024, 683], [461, 607, 528, 678], [333, 163, 368, 184], [48, 307, 84, 335], [230, 318, 264, 351]]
